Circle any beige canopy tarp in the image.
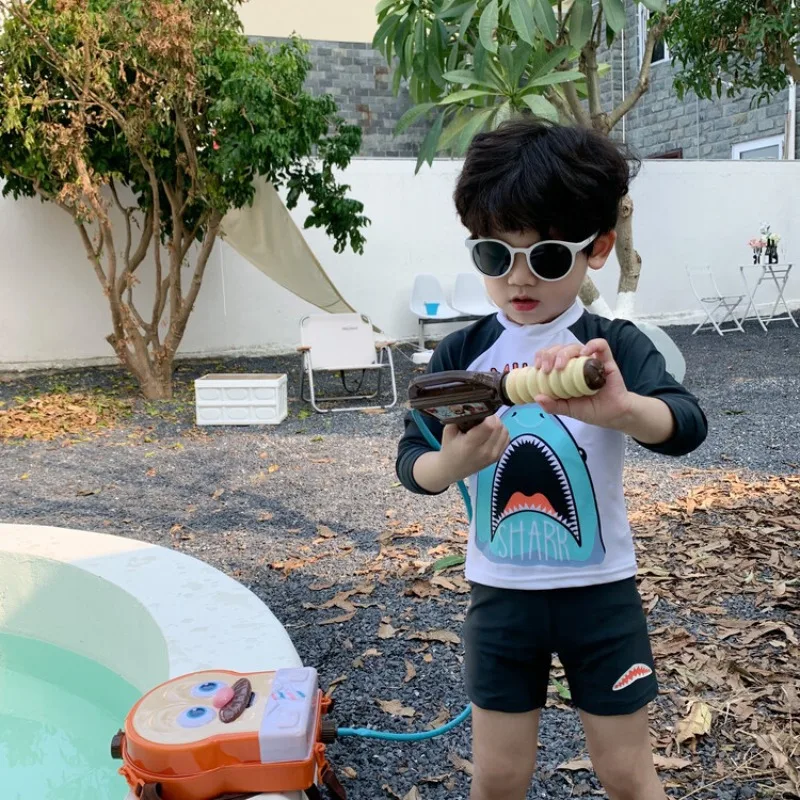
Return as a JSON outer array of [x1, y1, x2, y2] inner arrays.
[[220, 177, 356, 314]]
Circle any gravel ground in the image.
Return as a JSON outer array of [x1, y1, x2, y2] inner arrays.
[[1, 320, 799, 800]]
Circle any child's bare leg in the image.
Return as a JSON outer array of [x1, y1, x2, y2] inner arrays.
[[470, 706, 539, 800], [579, 707, 667, 800]]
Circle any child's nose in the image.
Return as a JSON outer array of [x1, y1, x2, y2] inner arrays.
[[508, 254, 536, 284]]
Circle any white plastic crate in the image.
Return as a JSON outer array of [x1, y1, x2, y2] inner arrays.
[[194, 373, 287, 426]]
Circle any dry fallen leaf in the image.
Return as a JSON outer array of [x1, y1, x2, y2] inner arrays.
[[404, 660, 417, 683], [257, 511, 274, 522], [407, 629, 460, 645], [309, 580, 335, 591], [557, 758, 593, 772], [419, 773, 450, 785], [402, 788, 421, 800], [426, 708, 450, 730], [448, 752, 474, 776], [317, 524, 336, 539], [211, 488, 225, 499], [676, 701, 712, 745], [324, 675, 348, 698], [378, 622, 398, 639], [653, 755, 692, 770], [376, 699, 416, 718], [318, 609, 356, 625]]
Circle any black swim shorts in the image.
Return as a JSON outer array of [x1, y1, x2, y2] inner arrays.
[[462, 577, 658, 716]]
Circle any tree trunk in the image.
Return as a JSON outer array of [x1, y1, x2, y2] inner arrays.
[[109, 333, 175, 399], [579, 275, 614, 318], [614, 193, 641, 320]]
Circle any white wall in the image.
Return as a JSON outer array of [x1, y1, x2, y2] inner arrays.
[[2, 159, 799, 370]]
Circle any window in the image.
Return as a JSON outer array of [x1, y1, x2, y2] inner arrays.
[[647, 148, 683, 159], [732, 135, 784, 160], [638, 6, 669, 67]]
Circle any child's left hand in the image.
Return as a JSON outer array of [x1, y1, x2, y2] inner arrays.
[[533, 339, 634, 430]]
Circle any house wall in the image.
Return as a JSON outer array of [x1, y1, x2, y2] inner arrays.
[[2, 159, 799, 369], [238, 0, 377, 43], [603, 3, 799, 160], [241, 1, 799, 163]]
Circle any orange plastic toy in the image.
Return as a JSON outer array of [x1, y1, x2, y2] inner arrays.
[[111, 667, 345, 800]]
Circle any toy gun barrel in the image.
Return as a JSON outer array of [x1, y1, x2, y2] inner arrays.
[[408, 357, 605, 432]]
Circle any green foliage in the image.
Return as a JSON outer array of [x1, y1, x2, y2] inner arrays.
[[373, 0, 663, 171], [0, 0, 369, 253], [666, 0, 800, 104]]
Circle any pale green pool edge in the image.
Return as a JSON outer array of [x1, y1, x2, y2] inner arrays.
[[0, 552, 169, 693]]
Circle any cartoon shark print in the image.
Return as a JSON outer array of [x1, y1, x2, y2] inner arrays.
[[475, 405, 604, 566]]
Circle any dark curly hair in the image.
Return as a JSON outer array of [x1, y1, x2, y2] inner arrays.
[[453, 116, 639, 242]]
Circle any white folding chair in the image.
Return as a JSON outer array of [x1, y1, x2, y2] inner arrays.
[[451, 272, 497, 317], [298, 313, 397, 413], [686, 266, 746, 335], [409, 273, 474, 350]]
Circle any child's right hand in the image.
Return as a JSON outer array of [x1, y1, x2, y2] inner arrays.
[[439, 415, 510, 484], [411, 415, 510, 494]]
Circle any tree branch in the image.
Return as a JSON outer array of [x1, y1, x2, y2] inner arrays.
[[110, 178, 134, 288], [582, 42, 604, 128], [174, 108, 199, 186], [607, 12, 675, 132], [75, 218, 110, 288], [125, 286, 154, 344], [563, 80, 591, 127], [782, 38, 800, 83], [165, 211, 222, 352], [180, 213, 209, 264], [546, 87, 578, 124], [163, 181, 184, 323], [129, 207, 154, 274]]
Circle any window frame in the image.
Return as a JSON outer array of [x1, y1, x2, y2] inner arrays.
[[731, 134, 785, 160], [637, 5, 670, 68]]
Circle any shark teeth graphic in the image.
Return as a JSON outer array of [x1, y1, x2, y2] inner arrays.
[[490, 433, 580, 545], [612, 663, 653, 691]]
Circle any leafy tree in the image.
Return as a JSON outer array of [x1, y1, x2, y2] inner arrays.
[[0, 0, 368, 398], [374, 0, 673, 316], [667, 0, 800, 103]]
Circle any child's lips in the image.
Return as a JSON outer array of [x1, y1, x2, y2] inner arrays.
[[511, 298, 539, 310]]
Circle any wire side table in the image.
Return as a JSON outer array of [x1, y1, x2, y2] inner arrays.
[[738, 263, 798, 331]]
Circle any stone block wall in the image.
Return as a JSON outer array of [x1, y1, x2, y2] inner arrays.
[[255, 37, 423, 158], [258, 10, 798, 162]]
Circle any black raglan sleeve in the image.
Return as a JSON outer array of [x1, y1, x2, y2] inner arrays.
[[395, 333, 463, 495], [608, 319, 708, 456]]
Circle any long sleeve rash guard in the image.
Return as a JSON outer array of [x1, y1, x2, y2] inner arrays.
[[396, 301, 708, 590]]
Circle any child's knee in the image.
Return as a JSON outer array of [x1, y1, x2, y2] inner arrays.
[[594, 757, 661, 800], [472, 741, 537, 800], [472, 754, 535, 800]]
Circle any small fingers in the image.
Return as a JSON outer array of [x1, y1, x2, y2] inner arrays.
[[535, 344, 582, 373], [553, 344, 584, 371], [581, 338, 612, 362]]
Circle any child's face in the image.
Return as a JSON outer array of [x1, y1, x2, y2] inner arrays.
[[480, 228, 615, 325]]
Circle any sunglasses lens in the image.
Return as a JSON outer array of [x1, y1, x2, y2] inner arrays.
[[471, 241, 512, 277], [528, 243, 573, 280]]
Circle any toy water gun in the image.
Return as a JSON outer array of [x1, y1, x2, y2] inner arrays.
[[408, 356, 606, 432], [111, 667, 345, 800]]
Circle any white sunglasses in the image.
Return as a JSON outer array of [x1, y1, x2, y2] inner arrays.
[[465, 232, 598, 281]]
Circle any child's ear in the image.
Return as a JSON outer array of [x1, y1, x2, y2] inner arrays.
[[587, 231, 616, 271]]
